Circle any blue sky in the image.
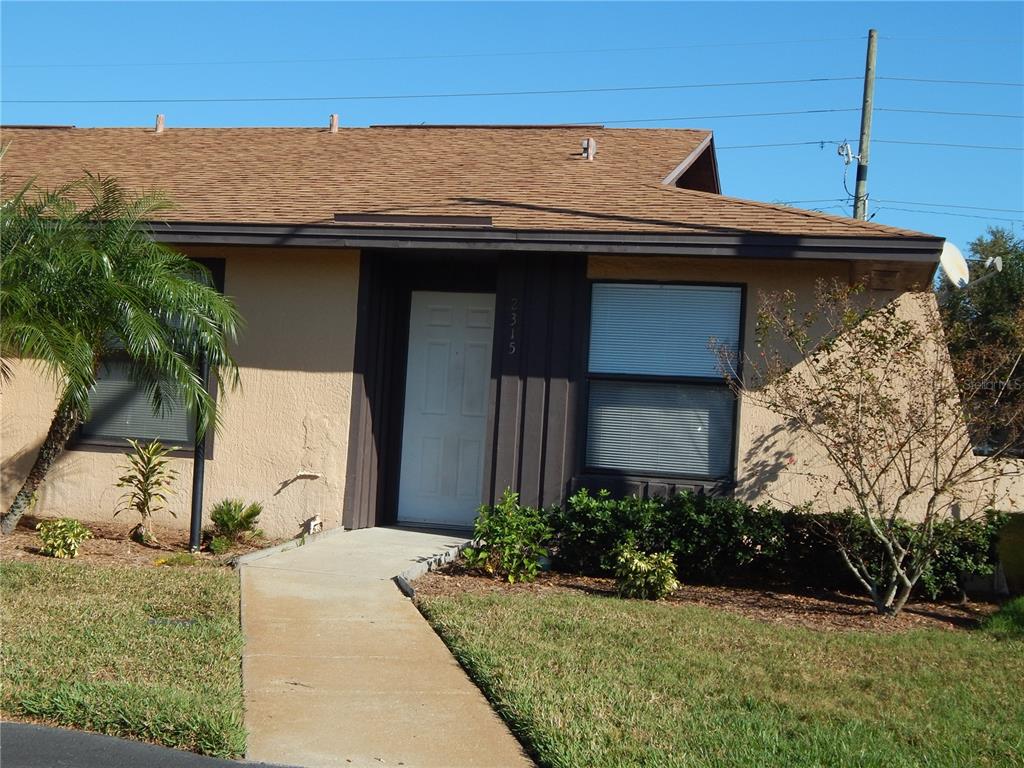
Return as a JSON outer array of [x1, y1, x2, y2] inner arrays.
[[2, 1, 1021, 252]]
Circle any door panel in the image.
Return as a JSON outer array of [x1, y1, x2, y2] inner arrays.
[[398, 291, 495, 528]]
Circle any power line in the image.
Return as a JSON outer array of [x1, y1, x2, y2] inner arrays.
[[6, 75, 1022, 107], [879, 76, 1024, 87], [874, 198, 1024, 214], [3, 37, 869, 69], [778, 197, 1024, 214], [719, 139, 1024, 151], [592, 107, 860, 125], [7, 35, 1017, 70], [718, 140, 843, 150], [0, 76, 865, 104], [554, 105, 1019, 126], [882, 35, 1023, 44], [878, 107, 1024, 119], [875, 206, 1024, 223], [776, 198, 850, 204], [875, 138, 1024, 151]]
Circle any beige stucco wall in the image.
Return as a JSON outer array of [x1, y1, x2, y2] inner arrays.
[[587, 255, 1023, 517], [1, 246, 360, 539]]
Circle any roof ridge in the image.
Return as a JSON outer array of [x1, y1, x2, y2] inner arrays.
[[1, 124, 712, 133]]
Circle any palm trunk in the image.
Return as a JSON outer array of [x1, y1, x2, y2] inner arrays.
[[1, 403, 80, 534]]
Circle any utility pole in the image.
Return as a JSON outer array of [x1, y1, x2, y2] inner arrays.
[[853, 29, 877, 220]]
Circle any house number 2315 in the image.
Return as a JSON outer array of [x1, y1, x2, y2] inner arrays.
[[508, 298, 519, 355]]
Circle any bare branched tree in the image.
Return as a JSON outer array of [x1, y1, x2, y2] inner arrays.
[[717, 280, 1022, 615]]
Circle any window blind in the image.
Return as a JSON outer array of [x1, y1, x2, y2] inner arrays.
[[80, 360, 195, 446], [76, 258, 223, 449], [586, 380, 734, 477], [589, 283, 741, 377]]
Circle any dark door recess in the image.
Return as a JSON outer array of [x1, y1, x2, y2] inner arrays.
[[343, 250, 588, 529]]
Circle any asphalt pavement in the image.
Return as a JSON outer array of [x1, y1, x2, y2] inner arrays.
[[0, 723, 293, 768]]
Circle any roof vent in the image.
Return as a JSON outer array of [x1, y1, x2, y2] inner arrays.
[[329, 113, 339, 133], [581, 136, 597, 160], [154, 114, 165, 133]]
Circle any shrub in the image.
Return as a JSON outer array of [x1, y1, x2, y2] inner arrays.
[[920, 513, 1006, 600], [551, 489, 1008, 600], [998, 513, 1024, 594], [551, 489, 786, 581], [789, 509, 1009, 600], [463, 489, 553, 583], [209, 499, 263, 542], [115, 439, 179, 544], [615, 544, 679, 600], [36, 518, 92, 559], [208, 536, 232, 556], [664, 493, 786, 581], [982, 596, 1024, 640], [551, 489, 669, 574]]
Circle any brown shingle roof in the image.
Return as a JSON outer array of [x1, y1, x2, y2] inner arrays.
[[0, 126, 933, 239]]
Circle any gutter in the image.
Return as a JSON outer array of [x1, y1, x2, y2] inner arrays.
[[148, 221, 944, 263]]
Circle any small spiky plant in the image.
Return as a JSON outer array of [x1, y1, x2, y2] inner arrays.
[[115, 438, 179, 545]]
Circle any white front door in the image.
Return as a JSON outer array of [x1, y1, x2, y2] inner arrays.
[[397, 291, 495, 528]]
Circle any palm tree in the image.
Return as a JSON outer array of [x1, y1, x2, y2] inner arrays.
[[1, 174, 241, 534]]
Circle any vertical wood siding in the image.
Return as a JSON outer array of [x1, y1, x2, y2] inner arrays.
[[485, 253, 589, 508], [344, 250, 588, 528], [343, 253, 391, 529]]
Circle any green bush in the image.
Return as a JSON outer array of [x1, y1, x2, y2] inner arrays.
[[551, 489, 669, 574], [785, 509, 1007, 600], [464, 489, 553, 583], [36, 519, 93, 559], [209, 499, 263, 542], [550, 489, 1008, 599], [665, 492, 786, 580], [920, 513, 1006, 600], [615, 544, 679, 600], [982, 596, 1024, 640], [208, 536, 231, 556], [552, 489, 785, 581], [996, 513, 1024, 594]]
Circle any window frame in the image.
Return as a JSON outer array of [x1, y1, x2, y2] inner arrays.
[[69, 257, 226, 458], [581, 278, 746, 484]]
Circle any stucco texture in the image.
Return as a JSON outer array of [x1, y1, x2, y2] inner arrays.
[[1, 246, 359, 540], [587, 255, 1023, 518]]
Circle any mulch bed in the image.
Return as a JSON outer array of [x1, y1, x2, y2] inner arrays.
[[0, 515, 270, 568], [414, 563, 999, 633]]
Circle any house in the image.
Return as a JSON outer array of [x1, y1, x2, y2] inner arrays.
[[1, 122, 970, 538]]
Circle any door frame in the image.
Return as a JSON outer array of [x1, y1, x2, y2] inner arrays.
[[343, 251, 499, 529]]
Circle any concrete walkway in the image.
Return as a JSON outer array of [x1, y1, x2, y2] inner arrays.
[[240, 527, 533, 768]]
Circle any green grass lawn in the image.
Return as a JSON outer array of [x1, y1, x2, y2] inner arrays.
[[419, 592, 1024, 768], [1, 560, 245, 758]]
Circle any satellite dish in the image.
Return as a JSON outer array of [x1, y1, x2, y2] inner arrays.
[[940, 241, 970, 288]]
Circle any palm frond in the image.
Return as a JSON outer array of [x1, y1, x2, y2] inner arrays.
[[2, 175, 242, 437]]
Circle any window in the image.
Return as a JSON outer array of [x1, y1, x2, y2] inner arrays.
[[74, 258, 224, 452], [78, 358, 198, 447], [585, 282, 742, 479]]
